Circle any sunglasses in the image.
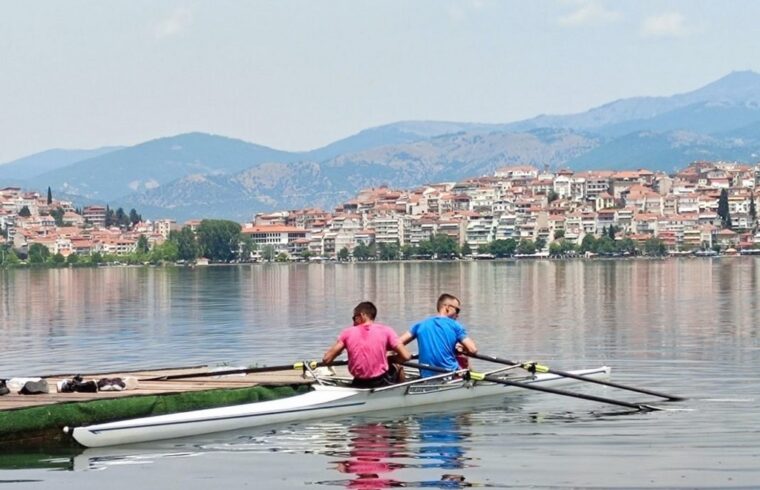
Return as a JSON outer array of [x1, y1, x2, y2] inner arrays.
[[446, 304, 461, 315]]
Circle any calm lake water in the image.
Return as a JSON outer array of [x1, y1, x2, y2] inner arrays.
[[1, 259, 759, 489]]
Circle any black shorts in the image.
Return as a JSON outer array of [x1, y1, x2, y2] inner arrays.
[[351, 365, 398, 389]]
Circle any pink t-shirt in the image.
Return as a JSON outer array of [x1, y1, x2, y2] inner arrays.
[[338, 323, 400, 379]]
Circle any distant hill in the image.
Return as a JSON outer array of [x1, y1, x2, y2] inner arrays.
[[0, 147, 121, 182], [507, 71, 760, 133], [566, 131, 760, 172], [129, 129, 599, 221], [26, 133, 300, 200], [4, 70, 760, 220]]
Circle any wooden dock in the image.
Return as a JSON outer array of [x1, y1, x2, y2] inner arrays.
[[0, 365, 327, 412]]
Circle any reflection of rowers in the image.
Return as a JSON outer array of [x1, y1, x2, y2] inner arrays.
[[323, 302, 411, 388], [334, 422, 406, 490]]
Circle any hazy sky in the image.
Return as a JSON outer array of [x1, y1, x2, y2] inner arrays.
[[2, 0, 760, 163]]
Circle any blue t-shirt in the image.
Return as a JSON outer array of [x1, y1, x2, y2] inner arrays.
[[410, 316, 468, 377]]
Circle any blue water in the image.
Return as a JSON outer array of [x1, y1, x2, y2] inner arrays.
[[1, 259, 759, 488]]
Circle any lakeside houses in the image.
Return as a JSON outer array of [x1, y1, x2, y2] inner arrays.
[[1, 160, 760, 261], [247, 161, 760, 259], [0, 187, 178, 259]]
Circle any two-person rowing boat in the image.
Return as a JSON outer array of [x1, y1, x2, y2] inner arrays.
[[67, 294, 683, 448], [69, 359, 611, 447]]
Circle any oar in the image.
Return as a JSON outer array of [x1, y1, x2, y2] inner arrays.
[[468, 352, 684, 402], [402, 361, 659, 412], [143, 360, 349, 381]]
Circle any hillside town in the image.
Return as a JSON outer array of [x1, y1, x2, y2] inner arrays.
[[2, 160, 760, 263]]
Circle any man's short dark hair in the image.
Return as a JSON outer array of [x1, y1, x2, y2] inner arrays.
[[436, 293, 459, 311], [354, 301, 377, 320]]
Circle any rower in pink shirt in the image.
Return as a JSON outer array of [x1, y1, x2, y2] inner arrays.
[[322, 301, 411, 388]]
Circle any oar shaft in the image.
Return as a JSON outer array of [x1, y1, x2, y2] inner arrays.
[[469, 352, 683, 402], [479, 374, 651, 411], [144, 360, 348, 381], [402, 361, 654, 411], [537, 367, 683, 401]]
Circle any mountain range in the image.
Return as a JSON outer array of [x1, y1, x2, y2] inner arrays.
[[3, 71, 760, 221]]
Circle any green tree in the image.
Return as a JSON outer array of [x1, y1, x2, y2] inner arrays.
[[617, 237, 637, 255], [580, 234, 597, 253], [596, 236, 616, 255], [644, 237, 667, 256], [47, 186, 52, 205], [560, 239, 578, 255], [129, 209, 141, 226], [50, 207, 65, 227], [430, 234, 459, 258], [516, 239, 536, 255], [490, 239, 517, 258], [300, 249, 313, 261], [461, 241, 472, 256], [28, 243, 50, 264], [261, 244, 276, 262], [416, 239, 434, 258], [136, 235, 150, 254], [151, 240, 179, 263], [51, 253, 66, 265], [239, 235, 256, 261], [378, 242, 399, 260], [275, 252, 289, 262], [608, 225, 617, 239], [196, 220, 242, 262], [547, 190, 559, 203], [400, 244, 416, 260], [337, 247, 350, 261], [718, 189, 732, 229], [170, 228, 199, 261], [750, 191, 757, 229], [1, 247, 21, 266], [553, 229, 565, 240], [66, 253, 80, 265], [115, 207, 127, 228], [90, 251, 104, 265], [534, 237, 547, 251], [549, 242, 562, 257], [19, 205, 31, 218], [353, 242, 372, 261], [105, 205, 113, 227]]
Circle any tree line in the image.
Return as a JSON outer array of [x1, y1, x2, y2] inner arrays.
[[0, 219, 257, 268]]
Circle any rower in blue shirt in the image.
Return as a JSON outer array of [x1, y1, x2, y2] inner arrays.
[[399, 293, 478, 377]]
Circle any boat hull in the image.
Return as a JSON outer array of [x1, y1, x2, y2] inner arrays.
[[70, 366, 610, 447]]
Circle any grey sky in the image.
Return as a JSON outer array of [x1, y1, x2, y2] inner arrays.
[[1, 0, 759, 163]]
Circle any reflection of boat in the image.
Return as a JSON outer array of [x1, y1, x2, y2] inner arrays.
[[0, 448, 79, 471], [69, 366, 610, 448]]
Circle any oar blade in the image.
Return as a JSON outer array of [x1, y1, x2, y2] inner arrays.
[[469, 351, 684, 402]]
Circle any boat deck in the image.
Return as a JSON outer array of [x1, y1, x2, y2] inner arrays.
[[0, 365, 324, 412]]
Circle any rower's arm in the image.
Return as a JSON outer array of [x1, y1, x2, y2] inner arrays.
[[398, 331, 415, 345], [322, 340, 345, 365], [392, 341, 412, 362], [460, 337, 477, 355]]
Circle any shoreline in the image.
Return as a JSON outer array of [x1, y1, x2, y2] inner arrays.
[[2, 252, 757, 271]]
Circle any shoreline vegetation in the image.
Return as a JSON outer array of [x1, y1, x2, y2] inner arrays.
[[3, 218, 759, 270]]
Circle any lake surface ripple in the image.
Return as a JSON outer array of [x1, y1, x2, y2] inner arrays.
[[1, 259, 758, 489]]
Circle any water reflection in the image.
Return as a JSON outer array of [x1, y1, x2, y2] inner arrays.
[[316, 413, 475, 489], [2, 259, 760, 375]]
